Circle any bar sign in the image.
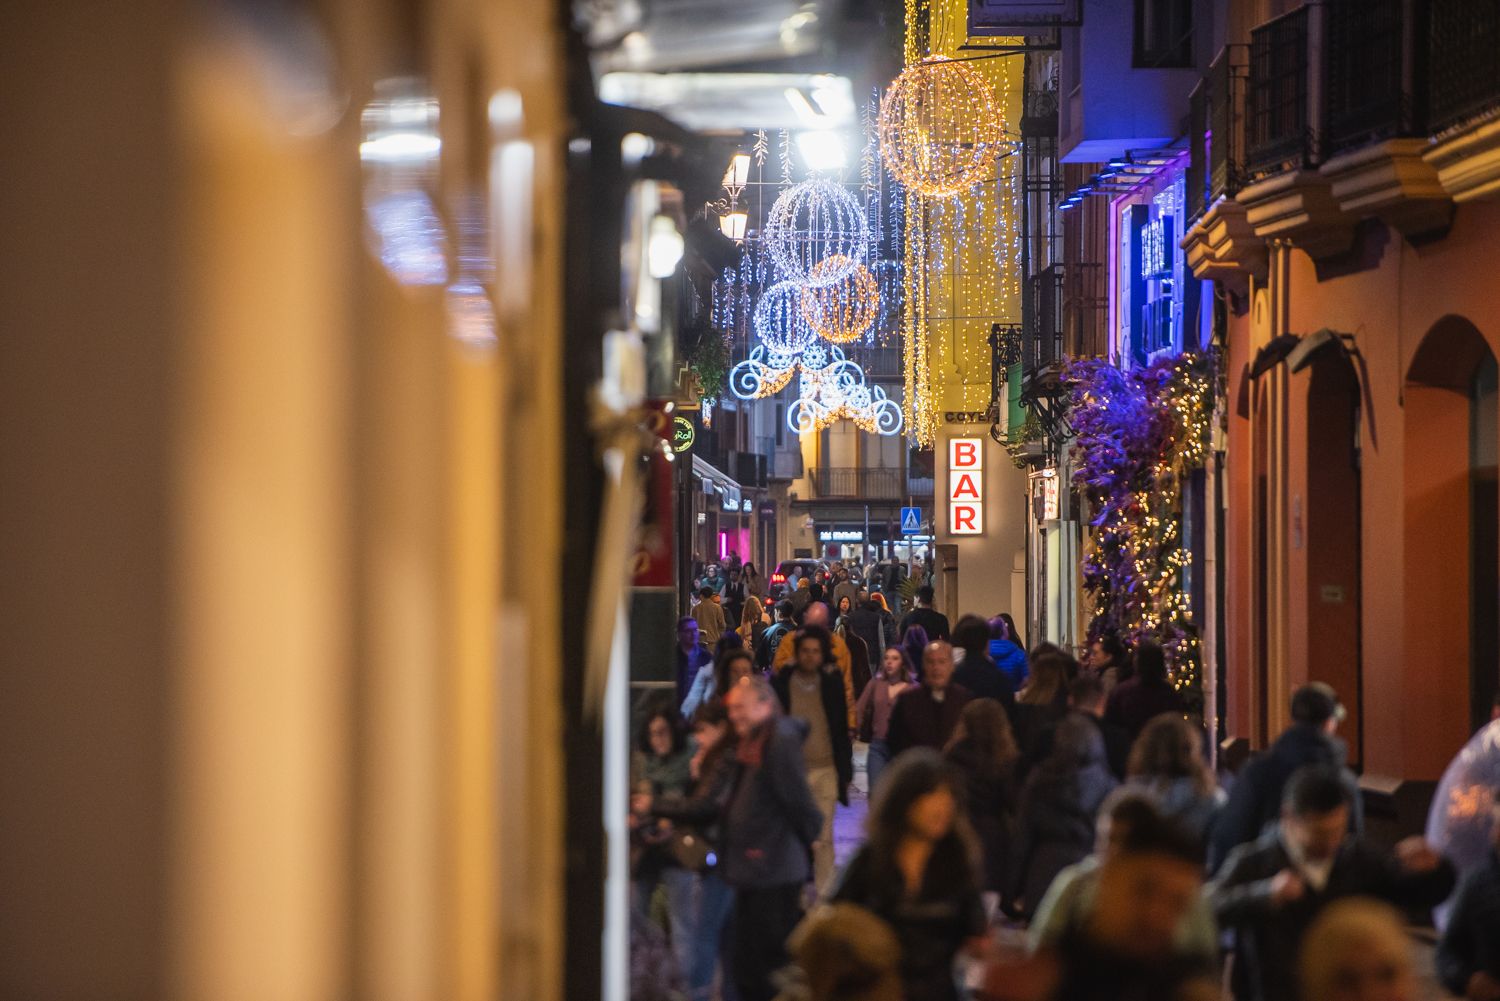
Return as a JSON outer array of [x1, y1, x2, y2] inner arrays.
[[948, 437, 984, 536]]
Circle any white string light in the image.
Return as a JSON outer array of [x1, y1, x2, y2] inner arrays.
[[762, 179, 869, 287]]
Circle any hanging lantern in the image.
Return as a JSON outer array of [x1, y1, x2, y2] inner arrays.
[[878, 56, 1006, 199], [753, 280, 819, 355], [801, 256, 880, 344], [762, 179, 868, 287]]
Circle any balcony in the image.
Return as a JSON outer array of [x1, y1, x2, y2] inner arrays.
[[1428, 0, 1500, 135], [1246, 6, 1312, 176], [1023, 264, 1064, 375], [810, 467, 922, 501]]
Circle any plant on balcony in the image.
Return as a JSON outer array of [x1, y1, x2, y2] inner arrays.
[[683, 321, 731, 401], [1064, 351, 1219, 709], [999, 411, 1046, 469]]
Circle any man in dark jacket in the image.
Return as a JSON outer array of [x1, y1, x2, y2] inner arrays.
[[1436, 798, 1500, 1001], [899, 585, 950, 641], [722, 676, 824, 1001], [772, 625, 853, 896], [1210, 766, 1455, 1001], [844, 597, 895, 666], [1102, 640, 1184, 739], [675, 617, 714, 706], [887, 639, 972, 754], [1209, 682, 1363, 871]]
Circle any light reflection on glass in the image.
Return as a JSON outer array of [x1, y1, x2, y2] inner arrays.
[[361, 80, 448, 286]]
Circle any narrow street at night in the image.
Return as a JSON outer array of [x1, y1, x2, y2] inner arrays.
[[6, 2, 1500, 1001]]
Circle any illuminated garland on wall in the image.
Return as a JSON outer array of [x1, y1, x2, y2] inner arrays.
[[1065, 352, 1219, 707]]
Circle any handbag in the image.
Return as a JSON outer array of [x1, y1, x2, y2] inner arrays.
[[668, 827, 712, 872]]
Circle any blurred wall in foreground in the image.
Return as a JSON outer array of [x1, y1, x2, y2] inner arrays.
[[0, 1, 568, 999]]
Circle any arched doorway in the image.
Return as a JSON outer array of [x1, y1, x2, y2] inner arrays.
[[1303, 349, 1363, 767], [1403, 316, 1499, 775]]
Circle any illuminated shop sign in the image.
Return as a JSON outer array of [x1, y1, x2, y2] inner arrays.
[[818, 530, 865, 542], [1118, 174, 1196, 368], [947, 437, 984, 535]]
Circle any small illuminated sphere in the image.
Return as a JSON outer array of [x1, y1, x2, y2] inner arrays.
[[801, 256, 880, 344], [762, 180, 868, 287], [879, 56, 1007, 198], [753, 280, 819, 355], [1426, 718, 1500, 929]]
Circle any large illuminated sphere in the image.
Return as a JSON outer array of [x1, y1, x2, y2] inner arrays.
[[762, 180, 868, 287], [801, 256, 880, 344], [1426, 719, 1500, 929], [879, 56, 1006, 198], [753, 280, 819, 355]]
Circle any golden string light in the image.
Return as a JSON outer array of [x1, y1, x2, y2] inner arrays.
[[801, 256, 881, 343], [878, 56, 1006, 199]]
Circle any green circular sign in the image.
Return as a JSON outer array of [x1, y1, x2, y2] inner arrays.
[[672, 415, 696, 453]]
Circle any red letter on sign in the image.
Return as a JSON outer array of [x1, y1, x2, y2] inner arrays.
[[952, 439, 979, 469], [952, 472, 980, 499], [952, 504, 979, 533]]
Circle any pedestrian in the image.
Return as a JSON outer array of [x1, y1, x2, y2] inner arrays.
[[887, 640, 973, 755], [1064, 675, 1131, 779], [722, 677, 825, 1001], [829, 748, 988, 1001], [1209, 682, 1363, 871], [835, 618, 871, 703], [639, 700, 741, 1001], [1028, 789, 1218, 967], [631, 707, 697, 976], [1011, 713, 1118, 918], [700, 563, 727, 598], [1435, 796, 1500, 1001], [772, 625, 853, 896], [987, 801, 1218, 1001], [692, 586, 728, 646], [899, 585, 951, 642], [845, 598, 896, 676], [1125, 712, 1224, 851], [855, 646, 916, 794], [772, 602, 856, 730], [677, 617, 715, 707], [833, 594, 854, 631], [774, 903, 903, 1001], [987, 615, 1029, 691], [789, 577, 813, 617], [944, 697, 1020, 904], [683, 646, 755, 719], [1300, 898, 1419, 1001], [1210, 765, 1455, 1001], [901, 624, 930, 685], [741, 594, 768, 658], [1011, 647, 1071, 767], [951, 614, 1014, 706], [759, 600, 796, 673], [743, 561, 765, 602], [1102, 640, 1185, 740], [832, 571, 860, 616], [1084, 632, 1129, 695], [998, 613, 1025, 656], [725, 567, 747, 627]]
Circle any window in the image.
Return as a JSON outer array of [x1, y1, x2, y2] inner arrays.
[[774, 405, 785, 447], [1135, 0, 1193, 67]]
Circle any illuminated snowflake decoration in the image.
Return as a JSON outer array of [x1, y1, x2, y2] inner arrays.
[[729, 345, 799, 400], [762, 180, 868, 287]]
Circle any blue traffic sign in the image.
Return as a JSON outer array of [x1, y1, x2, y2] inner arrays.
[[900, 507, 922, 535]]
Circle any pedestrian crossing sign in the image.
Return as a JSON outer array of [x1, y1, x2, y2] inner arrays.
[[900, 507, 922, 535]]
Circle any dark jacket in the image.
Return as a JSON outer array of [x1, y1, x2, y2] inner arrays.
[[831, 844, 986, 1001], [945, 739, 1018, 893], [676, 642, 714, 705], [1126, 775, 1223, 851], [1012, 715, 1119, 916], [887, 683, 973, 755], [1436, 849, 1500, 996], [841, 629, 872, 702], [988, 638, 1029, 689], [1209, 722, 1364, 871], [1103, 677, 1186, 739], [720, 716, 824, 889], [845, 604, 895, 667], [651, 742, 738, 853], [1021, 710, 1131, 783], [900, 606, 951, 642], [952, 654, 1015, 707], [1210, 829, 1456, 1001], [772, 666, 854, 804], [1040, 928, 1215, 1001]]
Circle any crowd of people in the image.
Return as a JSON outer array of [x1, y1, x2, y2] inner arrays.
[[634, 578, 1500, 1001]]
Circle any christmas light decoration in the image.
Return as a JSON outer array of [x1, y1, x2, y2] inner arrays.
[[801, 256, 880, 343], [729, 345, 798, 400], [787, 347, 904, 436], [762, 179, 868, 287], [753, 279, 819, 355], [878, 56, 1006, 199]]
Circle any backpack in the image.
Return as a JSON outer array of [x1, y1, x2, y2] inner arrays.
[[759, 622, 790, 671]]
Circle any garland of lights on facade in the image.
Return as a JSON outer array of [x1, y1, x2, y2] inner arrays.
[[1065, 352, 1219, 707]]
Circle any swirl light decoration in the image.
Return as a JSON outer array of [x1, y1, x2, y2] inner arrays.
[[801, 256, 880, 344], [787, 347, 904, 436], [729, 345, 798, 400], [753, 280, 820, 355], [878, 56, 1006, 199], [762, 180, 868, 287]]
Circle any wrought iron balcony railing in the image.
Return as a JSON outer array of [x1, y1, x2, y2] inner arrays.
[[1247, 5, 1313, 175], [1326, 0, 1417, 152], [810, 466, 921, 500], [1428, 0, 1500, 134]]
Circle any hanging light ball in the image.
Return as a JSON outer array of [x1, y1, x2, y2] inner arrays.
[[762, 180, 868, 287], [878, 55, 1006, 198], [801, 256, 880, 344], [753, 280, 820, 355]]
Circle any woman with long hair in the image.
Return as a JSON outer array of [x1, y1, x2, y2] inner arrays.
[[830, 749, 987, 1001], [1011, 647, 1072, 758], [901, 624, 931, 687], [630, 705, 697, 976], [742, 560, 764, 601], [855, 645, 917, 793], [835, 593, 854, 630], [944, 698, 1021, 903], [951, 615, 1012, 703], [740, 593, 767, 656], [1125, 713, 1223, 849], [682, 646, 755, 719], [987, 614, 1029, 690]]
